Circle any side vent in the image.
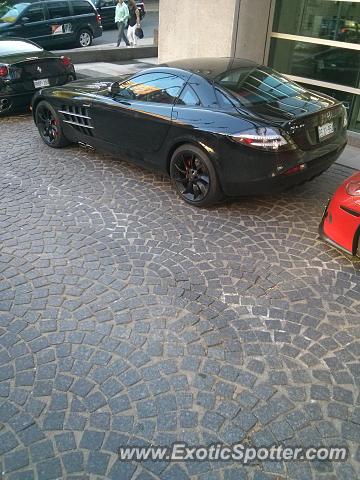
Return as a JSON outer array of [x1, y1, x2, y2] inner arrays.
[[58, 105, 94, 136]]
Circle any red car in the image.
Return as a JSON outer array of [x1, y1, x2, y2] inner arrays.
[[319, 171, 360, 257]]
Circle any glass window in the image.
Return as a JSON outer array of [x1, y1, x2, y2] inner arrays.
[[117, 72, 186, 104], [214, 66, 309, 107], [273, 0, 360, 44], [24, 4, 45, 22], [47, 1, 70, 19], [72, 0, 93, 15], [269, 38, 360, 88], [101, 0, 115, 6], [214, 87, 235, 108], [0, 3, 29, 23], [177, 85, 201, 106]]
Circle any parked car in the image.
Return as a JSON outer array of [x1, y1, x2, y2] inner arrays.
[[0, 38, 75, 115], [93, 0, 145, 29], [32, 57, 348, 207], [0, 0, 102, 48], [319, 171, 360, 257]]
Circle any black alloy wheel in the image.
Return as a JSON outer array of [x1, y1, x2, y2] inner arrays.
[[35, 101, 69, 148], [170, 144, 221, 207]]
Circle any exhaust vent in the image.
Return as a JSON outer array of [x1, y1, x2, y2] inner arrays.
[[58, 105, 94, 136]]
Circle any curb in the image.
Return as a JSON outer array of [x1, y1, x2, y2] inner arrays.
[[55, 45, 158, 64]]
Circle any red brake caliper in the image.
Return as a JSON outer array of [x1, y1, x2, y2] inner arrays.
[[184, 157, 192, 175]]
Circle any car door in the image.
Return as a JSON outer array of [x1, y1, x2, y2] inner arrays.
[[91, 72, 188, 165], [44, 0, 73, 47], [14, 3, 52, 45]]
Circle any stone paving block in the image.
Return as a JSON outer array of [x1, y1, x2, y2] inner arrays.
[[1, 116, 359, 479]]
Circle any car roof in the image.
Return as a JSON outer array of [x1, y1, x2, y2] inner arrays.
[[162, 57, 261, 80]]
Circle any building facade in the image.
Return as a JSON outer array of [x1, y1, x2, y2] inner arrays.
[[159, 0, 360, 134], [269, 0, 360, 133]]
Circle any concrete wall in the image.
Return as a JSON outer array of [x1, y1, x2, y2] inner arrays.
[[234, 0, 274, 64], [159, 0, 239, 62], [159, 0, 274, 64]]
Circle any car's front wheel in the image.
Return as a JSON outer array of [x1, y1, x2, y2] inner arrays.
[[35, 100, 69, 148], [170, 144, 222, 207], [77, 29, 93, 48]]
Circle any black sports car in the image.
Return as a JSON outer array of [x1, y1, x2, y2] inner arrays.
[[0, 38, 75, 116], [32, 57, 347, 206]]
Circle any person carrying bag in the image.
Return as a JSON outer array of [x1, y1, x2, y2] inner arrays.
[[127, 0, 141, 46]]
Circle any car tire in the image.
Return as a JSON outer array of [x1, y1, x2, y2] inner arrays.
[[35, 100, 70, 148], [170, 144, 222, 207], [76, 29, 93, 48]]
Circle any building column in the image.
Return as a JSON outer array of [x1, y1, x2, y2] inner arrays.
[[158, 0, 274, 64]]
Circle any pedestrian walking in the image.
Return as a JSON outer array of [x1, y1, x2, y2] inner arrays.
[[127, 0, 141, 46], [115, 0, 130, 47]]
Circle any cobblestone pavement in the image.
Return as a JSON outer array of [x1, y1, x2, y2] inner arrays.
[[0, 114, 360, 480]]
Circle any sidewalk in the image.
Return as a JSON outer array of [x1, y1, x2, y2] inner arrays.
[[74, 56, 158, 78]]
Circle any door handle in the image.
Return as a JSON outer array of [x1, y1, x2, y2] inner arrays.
[[118, 100, 131, 106]]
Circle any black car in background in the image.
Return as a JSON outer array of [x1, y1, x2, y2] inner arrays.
[[0, 0, 102, 48], [93, 0, 145, 28], [32, 58, 347, 207], [0, 38, 75, 115]]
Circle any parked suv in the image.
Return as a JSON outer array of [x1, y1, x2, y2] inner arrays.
[[93, 0, 145, 28], [0, 0, 102, 48]]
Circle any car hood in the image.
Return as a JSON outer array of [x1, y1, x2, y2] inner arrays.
[[53, 76, 130, 94], [0, 49, 57, 64]]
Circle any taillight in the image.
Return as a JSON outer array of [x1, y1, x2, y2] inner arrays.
[[0, 65, 8, 77], [96, 14, 101, 25], [231, 127, 296, 151], [61, 56, 72, 68], [346, 180, 360, 196]]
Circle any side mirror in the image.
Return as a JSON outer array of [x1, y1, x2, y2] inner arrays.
[[108, 81, 120, 96]]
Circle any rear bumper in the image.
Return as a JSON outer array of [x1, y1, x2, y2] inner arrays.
[[93, 25, 103, 38], [0, 73, 76, 111], [222, 141, 347, 196]]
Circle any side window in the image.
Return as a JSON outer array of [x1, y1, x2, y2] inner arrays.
[[47, 1, 70, 19], [72, 0, 94, 15], [102, 0, 115, 6], [215, 87, 235, 108], [117, 73, 186, 105], [24, 5, 45, 22], [177, 85, 201, 106]]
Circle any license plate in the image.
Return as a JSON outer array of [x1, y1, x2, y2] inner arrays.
[[318, 122, 334, 140], [34, 78, 50, 88]]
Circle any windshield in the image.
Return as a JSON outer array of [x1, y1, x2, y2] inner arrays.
[[0, 40, 43, 55], [215, 66, 309, 107], [0, 2, 29, 23]]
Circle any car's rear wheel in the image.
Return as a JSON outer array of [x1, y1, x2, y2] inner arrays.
[[170, 144, 222, 207], [77, 29, 93, 48], [35, 100, 69, 148]]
